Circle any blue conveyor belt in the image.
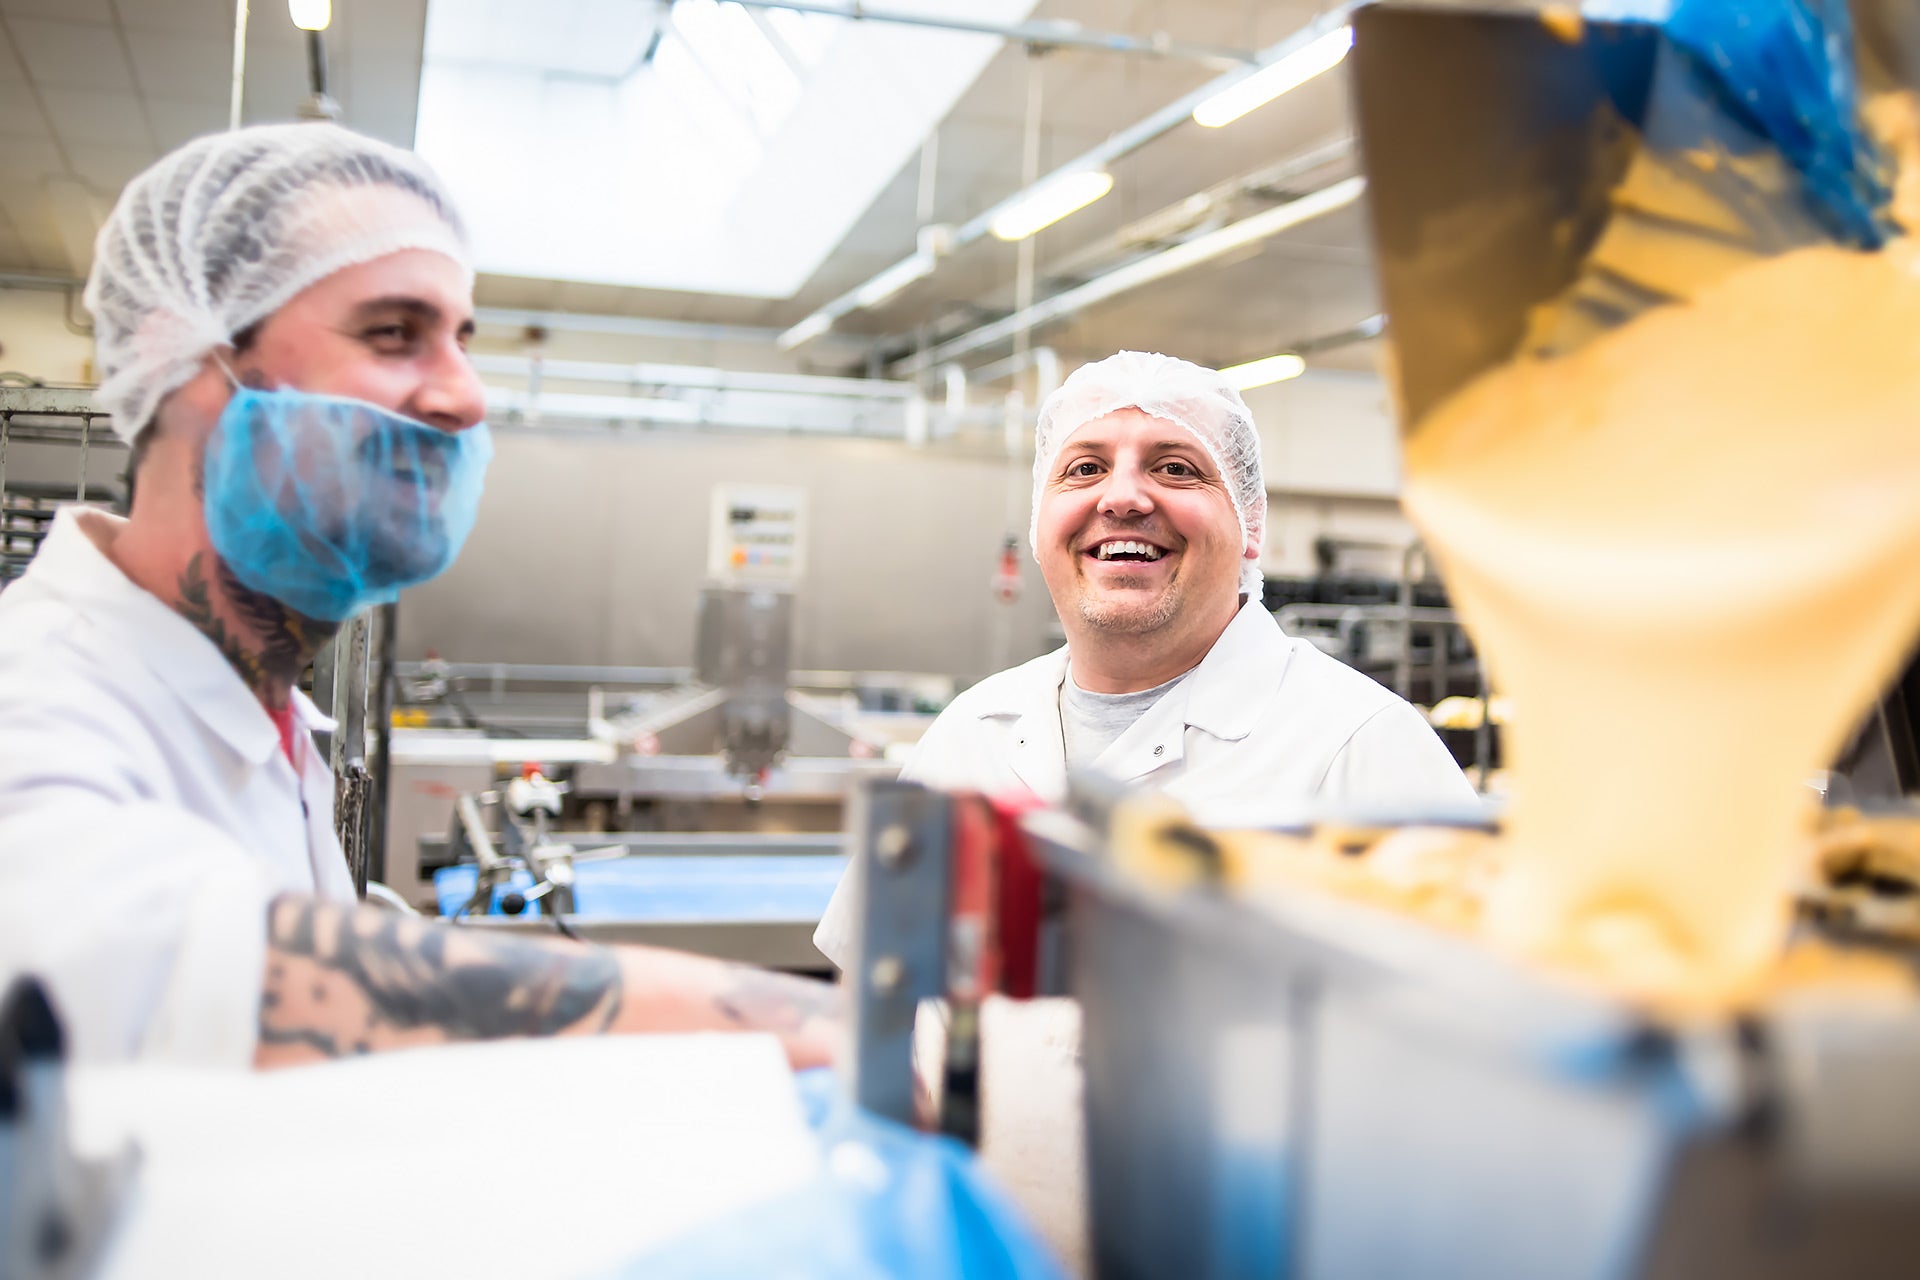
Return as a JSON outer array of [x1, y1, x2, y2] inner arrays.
[[433, 854, 847, 920]]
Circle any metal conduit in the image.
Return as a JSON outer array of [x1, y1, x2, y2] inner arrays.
[[722, 1, 1258, 69]]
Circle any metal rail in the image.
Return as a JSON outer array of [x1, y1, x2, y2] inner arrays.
[[725, 2, 1258, 69]]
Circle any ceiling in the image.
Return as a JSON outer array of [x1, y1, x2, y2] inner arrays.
[[0, 0, 1385, 380]]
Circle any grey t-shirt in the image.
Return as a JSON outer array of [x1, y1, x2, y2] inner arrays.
[[1060, 667, 1194, 769]]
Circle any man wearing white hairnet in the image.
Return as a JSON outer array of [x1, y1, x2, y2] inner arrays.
[[0, 124, 837, 1069], [816, 350, 1472, 967]]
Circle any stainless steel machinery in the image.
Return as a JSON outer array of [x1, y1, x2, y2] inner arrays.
[[837, 5, 1920, 1276], [841, 775, 1920, 1280]]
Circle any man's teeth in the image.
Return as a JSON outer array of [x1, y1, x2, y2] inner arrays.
[[1095, 540, 1164, 561]]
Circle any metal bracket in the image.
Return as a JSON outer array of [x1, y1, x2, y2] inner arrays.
[[846, 779, 954, 1127]]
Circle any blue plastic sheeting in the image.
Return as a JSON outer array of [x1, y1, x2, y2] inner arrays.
[[605, 1070, 1068, 1280], [1643, 0, 1890, 245], [432, 854, 847, 921]]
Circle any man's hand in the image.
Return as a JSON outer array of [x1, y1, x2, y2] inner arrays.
[[255, 896, 843, 1069]]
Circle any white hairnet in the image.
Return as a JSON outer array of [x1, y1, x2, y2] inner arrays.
[[85, 123, 473, 444], [1030, 350, 1267, 594]]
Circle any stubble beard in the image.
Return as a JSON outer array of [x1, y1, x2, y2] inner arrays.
[[1076, 570, 1183, 635]]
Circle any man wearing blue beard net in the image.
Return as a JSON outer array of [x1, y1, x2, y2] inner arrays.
[[0, 123, 841, 1072]]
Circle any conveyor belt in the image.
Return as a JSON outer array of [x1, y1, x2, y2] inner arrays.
[[432, 854, 848, 969]]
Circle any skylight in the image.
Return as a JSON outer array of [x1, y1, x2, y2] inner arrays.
[[414, 0, 1039, 297]]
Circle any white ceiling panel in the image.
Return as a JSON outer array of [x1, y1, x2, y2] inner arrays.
[[0, 131, 64, 181], [40, 88, 150, 148], [0, 220, 27, 274], [112, 0, 234, 38], [142, 94, 222, 150], [7, 17, 133, 91], [0, 76, 48, 137], [65, 141, 155, 191], [123, 25, 229, 101], [2, 0, 116, 24]]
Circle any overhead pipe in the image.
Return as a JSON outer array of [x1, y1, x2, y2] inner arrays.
[[896, 176, 1370, 373], [473, 306, 867, 351], [777, 3, 1361, 352], [724, 2, 1258, 70]]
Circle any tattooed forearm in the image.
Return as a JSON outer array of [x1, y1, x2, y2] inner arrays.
[[259, 897, 622, 1061], [714, 967, 843, 1036], [256, 898, 844, 1070]]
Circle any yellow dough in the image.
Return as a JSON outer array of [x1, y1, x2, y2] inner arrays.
[[1404, 240, 1920, 1008]]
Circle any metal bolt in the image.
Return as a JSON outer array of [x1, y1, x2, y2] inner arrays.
[[869, 955, 905, 995], [875, 823, 912, 866]]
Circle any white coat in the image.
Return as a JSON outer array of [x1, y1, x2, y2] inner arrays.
[[814, 597, 1477, 966], [0, 508, 354, 1066]]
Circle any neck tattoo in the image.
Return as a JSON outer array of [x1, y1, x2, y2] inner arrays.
[[174, 552, 338, 710]]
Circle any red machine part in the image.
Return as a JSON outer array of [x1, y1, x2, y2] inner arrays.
[[944, 792, 1048, 1003]]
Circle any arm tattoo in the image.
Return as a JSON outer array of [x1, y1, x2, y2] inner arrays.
[[713, 966, 842, 1035], [260, 898, 622, 1058]]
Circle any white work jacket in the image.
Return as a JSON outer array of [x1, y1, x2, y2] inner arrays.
[[815, 598, 1476, 966], [0, 508, 353, 1066]]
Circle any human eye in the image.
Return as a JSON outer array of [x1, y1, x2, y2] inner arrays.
[[361, 316, 420, 354], [1064, 458, 1104, 479], [1158, 458, 1202, 479]]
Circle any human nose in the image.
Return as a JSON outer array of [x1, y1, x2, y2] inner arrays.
[[1096, 462, 1156, 520], [411, 341, 488, 433]]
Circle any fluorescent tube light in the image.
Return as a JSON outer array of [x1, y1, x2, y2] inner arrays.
[[989, 170, 1115, 242], [777, 310, 834, 351], [288, 0, 331, 32], [1192, 26, 1352, 128], [852, 251, 936, 310], [1220, 353, 1307, 391]]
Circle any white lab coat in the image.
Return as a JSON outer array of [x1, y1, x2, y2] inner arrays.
[[0, 509, 354, 1066], [814, 597, 1476, 966]]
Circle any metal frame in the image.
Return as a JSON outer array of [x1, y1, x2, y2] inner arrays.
[[845, 780, 956, 1126]]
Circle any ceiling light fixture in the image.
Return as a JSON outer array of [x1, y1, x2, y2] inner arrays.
[[777, 310, 835, 351], [851, 249, 937, 310], [989, 170, 1115, 242], [1220, 353, 1307, 391], [288, 0, 331, 32], [1192, 25, 1352, 128]]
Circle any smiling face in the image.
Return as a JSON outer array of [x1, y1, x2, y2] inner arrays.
[[1035, 407, 1252, 667], [207, 248, 487, 581], [229, 247, 485, 433]]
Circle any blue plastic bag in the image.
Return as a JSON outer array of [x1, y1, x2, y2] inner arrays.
[[1660, 0, 1891, 244], [605, 1070, 1067, 1280]]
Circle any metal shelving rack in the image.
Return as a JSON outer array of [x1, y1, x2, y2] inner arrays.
[[0, 386, 124, 589]]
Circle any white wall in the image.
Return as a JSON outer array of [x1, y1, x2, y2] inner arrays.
[[402, 428, 1059, 681], [1243, 368, 1419, 578], [0, 286, 93, 385], [0, 285, 1428, 672]]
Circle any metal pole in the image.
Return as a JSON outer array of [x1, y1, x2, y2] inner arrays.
[[73, 415, 87, 502], [724, 1, 1256, 68], [305, 27, 329, 98], [329, 614, 374, 896], [368, 602, 399, 889], [228, 0, 249, 130]]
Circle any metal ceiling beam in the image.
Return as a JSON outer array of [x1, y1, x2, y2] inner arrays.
[[722, 2, 1259, 69], [778, 2, 1360, 352], [893, 176, 1370, 374], [471, 306, 867, 350]]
